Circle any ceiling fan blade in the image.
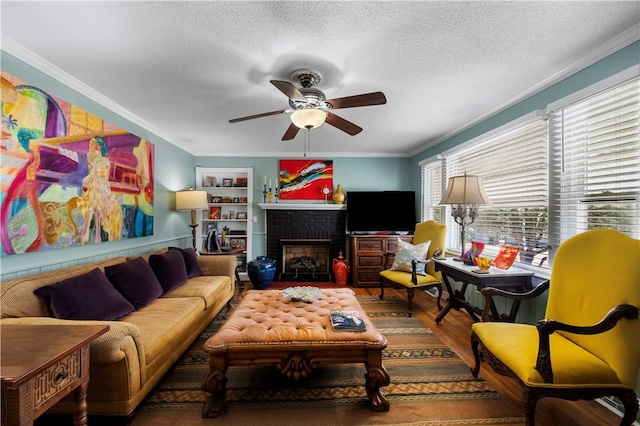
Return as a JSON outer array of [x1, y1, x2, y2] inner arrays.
[[325, 92, 387, 109], [270, 80, 306, 102], [325, 112, 363, 136], [282, 123, 300, 141], [229, 110, 285, 123]]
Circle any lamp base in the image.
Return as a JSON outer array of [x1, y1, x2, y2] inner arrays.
[[452, 257, 465, 262], [189, 223, 198, 252]]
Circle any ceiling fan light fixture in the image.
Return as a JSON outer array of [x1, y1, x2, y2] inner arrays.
[[290, 108, 327, 129]]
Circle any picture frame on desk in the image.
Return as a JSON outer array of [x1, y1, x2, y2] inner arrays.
[[230, 237, 246, 250], [222, 178, 233, 187], [236, 212, 247, 220]]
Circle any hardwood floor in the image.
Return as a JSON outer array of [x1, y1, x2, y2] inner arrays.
[[358, 285, 627, 426]]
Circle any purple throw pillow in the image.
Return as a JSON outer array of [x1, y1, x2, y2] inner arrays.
[[33, 268, 135, 320], [105, 257, 164, 309], [149, 249, 188, 293], [169, 247, 203, 278]]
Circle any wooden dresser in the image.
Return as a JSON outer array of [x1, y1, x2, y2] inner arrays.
[[349, 234, 412, 287], [1, 324, 109, 426]]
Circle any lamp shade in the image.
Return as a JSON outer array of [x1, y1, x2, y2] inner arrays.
[[290, 108, 327, 129], [440, 174, 490, 205], [175, 189, 209, 210]]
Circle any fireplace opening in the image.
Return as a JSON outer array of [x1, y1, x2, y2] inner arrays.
[[280, 239, 331, 281]]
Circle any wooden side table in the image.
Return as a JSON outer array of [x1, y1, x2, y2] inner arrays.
[[1, 324, 109, 426]]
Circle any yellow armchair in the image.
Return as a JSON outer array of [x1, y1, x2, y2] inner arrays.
[[379, 220, 447, 316], [470, 228, 640, 425]]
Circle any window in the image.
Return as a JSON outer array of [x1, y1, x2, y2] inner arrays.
[[420, 157, 444, 222], [548, 77, 640, 256], [420, 72, 639, 271], [443, 118, 549, 267]]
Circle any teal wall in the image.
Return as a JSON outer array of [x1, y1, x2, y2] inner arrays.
[[2, 41, 638, 279], [0, 52, 198, 279]]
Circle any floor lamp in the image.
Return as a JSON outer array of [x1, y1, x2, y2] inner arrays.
[[176, 188, 209, 251], [439, 173, 490, 261]]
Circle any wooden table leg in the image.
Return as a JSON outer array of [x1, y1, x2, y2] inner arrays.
[[364, 349, 390, 412], [201, 354, 228, 418], [72, 382, 89, 426]]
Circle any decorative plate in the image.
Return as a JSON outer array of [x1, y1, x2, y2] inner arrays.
[[282, 286, 322, 303]]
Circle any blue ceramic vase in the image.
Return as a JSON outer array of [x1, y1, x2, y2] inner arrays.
[[247, 256, 276, 290]]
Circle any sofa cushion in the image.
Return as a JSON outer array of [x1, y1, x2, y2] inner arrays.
[[122, 297, 206, 365], [149, 249, 188, 293], [105, 257, 163, 309], [33, 268, 135, 320], [162, 275, 232, 310], [169, 247, 203, 278]]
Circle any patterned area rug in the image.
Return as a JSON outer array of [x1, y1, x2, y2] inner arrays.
[[134, 296, 524, 426]]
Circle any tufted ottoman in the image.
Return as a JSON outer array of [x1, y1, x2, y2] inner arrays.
[[201, 288, 390, 417]]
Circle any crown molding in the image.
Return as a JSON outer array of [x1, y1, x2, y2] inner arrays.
[[1, 36, 176, 148], [410, 24, 640, 157]]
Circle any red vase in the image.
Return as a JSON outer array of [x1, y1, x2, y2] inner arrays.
[[332, 251, 349, 285]]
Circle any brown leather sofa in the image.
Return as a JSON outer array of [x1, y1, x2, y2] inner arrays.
[[0, 249, 236, 420]]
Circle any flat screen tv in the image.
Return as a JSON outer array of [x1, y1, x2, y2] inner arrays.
[[347, 191, 416, 234]]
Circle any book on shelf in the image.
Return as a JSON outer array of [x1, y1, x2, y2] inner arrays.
[[330, 310, 366, 332]]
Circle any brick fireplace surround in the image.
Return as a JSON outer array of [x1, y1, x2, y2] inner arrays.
[[262, 204, 347, 281]]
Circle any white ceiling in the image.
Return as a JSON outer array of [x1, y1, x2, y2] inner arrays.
[[2, 1, 639, 158]]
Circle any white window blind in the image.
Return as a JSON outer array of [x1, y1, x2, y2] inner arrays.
[[420, 158, 444, 222], [444, 119, 550, 267], [548, 77, 640, 251]]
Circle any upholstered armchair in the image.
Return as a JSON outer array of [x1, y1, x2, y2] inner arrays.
[[470, 228, 640, 425], [379, 220, 447, 316]]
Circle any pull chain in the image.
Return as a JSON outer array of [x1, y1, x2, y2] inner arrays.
[[304, 127, 312, 157]]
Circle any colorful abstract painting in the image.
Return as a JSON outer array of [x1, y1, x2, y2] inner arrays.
[[1, 72, 154, 256], [278, 159, 333, 200]]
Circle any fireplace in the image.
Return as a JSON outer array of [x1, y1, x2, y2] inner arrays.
[[262, 205, 347, 282], [280, 239, 331, 281]]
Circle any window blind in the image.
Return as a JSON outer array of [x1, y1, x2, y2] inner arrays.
[[444, 119, 549, 267], [420, 158, 444, 222], [548, 77, 640, 252]]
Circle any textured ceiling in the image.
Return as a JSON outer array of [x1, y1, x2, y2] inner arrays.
[[1, 1, 639, 157]]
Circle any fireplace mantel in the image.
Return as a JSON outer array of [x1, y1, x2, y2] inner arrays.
[[258, 203, 346, 211]]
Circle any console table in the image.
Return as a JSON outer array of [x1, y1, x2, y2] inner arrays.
[[434, 258, 534, 324], [1, 324, 109, 426]]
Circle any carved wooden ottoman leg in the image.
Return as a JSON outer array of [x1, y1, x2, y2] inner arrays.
[[364, 349, 390, 412], [201, 353, 228, 418]]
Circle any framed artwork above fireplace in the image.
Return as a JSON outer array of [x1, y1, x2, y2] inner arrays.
[[278, 159, 333, 200]]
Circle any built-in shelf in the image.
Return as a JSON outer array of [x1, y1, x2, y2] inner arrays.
[[258, 203, 346, 211]]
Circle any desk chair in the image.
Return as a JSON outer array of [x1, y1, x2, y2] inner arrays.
[[471, 228, 640, 425], [379, 220, 447, 316]]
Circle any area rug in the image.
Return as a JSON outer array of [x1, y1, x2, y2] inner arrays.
[[134, 296, 525, 426]]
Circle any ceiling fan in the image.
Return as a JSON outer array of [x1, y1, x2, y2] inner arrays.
[[229, 69, 387, 141]]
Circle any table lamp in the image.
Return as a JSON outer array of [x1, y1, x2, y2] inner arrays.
[[439, 173, 490, 261], [175, 188, 209, 251]]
